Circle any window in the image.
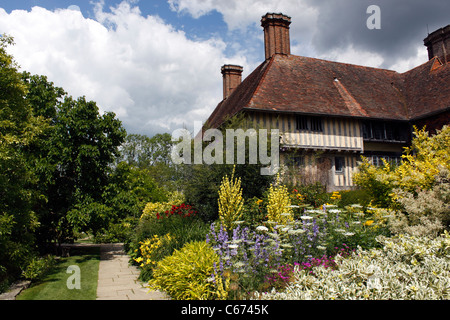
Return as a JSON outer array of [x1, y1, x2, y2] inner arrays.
[[362, 120, 408, 142], [296, 116, 323, 132], [296, 116, 308, 131], [335, 157, 345, 173], [310, 117, 323, 132], [369, 155, 402, 167], [286, 155, 304, 167]]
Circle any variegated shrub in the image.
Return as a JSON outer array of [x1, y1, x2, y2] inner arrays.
[[253, 231, 450, 300]]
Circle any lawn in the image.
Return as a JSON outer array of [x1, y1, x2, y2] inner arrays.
[[17, 246, 100, 300]]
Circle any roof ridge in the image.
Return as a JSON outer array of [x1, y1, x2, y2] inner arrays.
[[333, 79, 369, 117], [245, 56, 275, 108], [289, 54, 400, 74]]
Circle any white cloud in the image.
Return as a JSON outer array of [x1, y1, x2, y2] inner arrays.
[[67, 5, 81, 12], [0, 2, 248, 136], [316, 44, 385, 69], [0, 0, 437, 139], [169, 0, 317, 31], [167, 0, 433, 72]]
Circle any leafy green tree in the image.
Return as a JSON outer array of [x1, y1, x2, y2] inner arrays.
[[20, 71, 127, 245], [180, 114, 273, 221], [118, 132, 179, 190], [0, 35, 47, 283]]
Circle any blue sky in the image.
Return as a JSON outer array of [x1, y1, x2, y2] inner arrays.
[[1, 0, 448, 137]]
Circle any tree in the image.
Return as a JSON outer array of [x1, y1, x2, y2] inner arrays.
[[118, 133, 178, 190], [0, 35, 47, 282], [21, 72, 127, 246], [180, 114, 273, 221]]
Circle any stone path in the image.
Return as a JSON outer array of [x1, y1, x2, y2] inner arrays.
[[96, 243, 168, 300], [0, 242, 169, 300]]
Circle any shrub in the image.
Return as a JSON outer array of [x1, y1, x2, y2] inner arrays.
[[354, 126, 450, 207], [354, 126, 450, 237], [140, 191, 185, 220], [338, 189, 372, 208], [133, 233, 175, 280], [130, 209, 209, 281], [389, 168, 450, 238], [253, 232, 450, 300], [148, 241, 222, 300], [241, 197, 267, 225], [22, 255, 56, 281], [289, 182, 329, 208]]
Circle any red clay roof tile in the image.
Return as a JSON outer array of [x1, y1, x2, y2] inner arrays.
[[204, 54, 450, 129]]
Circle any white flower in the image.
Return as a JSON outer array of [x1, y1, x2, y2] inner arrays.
[[343, 232, 355, 237], [300, 215, 313, 220], [256, 226, 269, 232], [288, 229, 305, 235], [228, 244, 239, 249]]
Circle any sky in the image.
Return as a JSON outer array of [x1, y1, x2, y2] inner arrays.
[[0, 0, 449, 137]]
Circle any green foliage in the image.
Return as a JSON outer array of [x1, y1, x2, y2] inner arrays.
[[354, 126, 450, 236], [22, 255, 56, 281], [181, 114, 273, 221], [117, 133, 179, 190], [255, 232, 450, 300], [289, 182, 330, 208], [0, 35, 46, 284], [130, 211, 209, 281], [338, 189, 372, 208], [148, 241, 220, 300]]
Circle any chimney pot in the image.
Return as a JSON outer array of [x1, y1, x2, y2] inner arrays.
[[221, 64, 243, 100], [261, 13, 291, 60]]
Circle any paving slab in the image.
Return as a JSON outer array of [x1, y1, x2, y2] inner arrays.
[[96, 243, 169, 300]]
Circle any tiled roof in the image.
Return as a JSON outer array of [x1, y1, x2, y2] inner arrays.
[[403, 57, 450, 120], [204, 54, 450, 129]]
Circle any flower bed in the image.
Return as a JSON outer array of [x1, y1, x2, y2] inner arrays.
[[253, 232, 450, 300]]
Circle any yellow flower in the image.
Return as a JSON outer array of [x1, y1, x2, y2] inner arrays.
[[364, 220, 375, 226], [218, 166, 244, 230]]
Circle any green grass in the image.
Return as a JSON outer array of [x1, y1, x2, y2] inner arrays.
[[17, 246, 100, 300]]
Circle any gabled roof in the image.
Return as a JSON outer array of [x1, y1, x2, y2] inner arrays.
[[205, 54, 450, 129], [403, 57, 450, 120]]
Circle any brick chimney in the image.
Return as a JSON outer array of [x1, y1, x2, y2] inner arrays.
[[424, 25, 450, 63], [261, 13, 291, 60], [221, 64, 243, 100]]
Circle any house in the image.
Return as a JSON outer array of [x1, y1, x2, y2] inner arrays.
[[202, 13, 450, 191]]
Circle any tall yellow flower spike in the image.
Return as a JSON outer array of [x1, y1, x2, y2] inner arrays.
[[266, 174, 293, 225], [218, 166, 244, 231]]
